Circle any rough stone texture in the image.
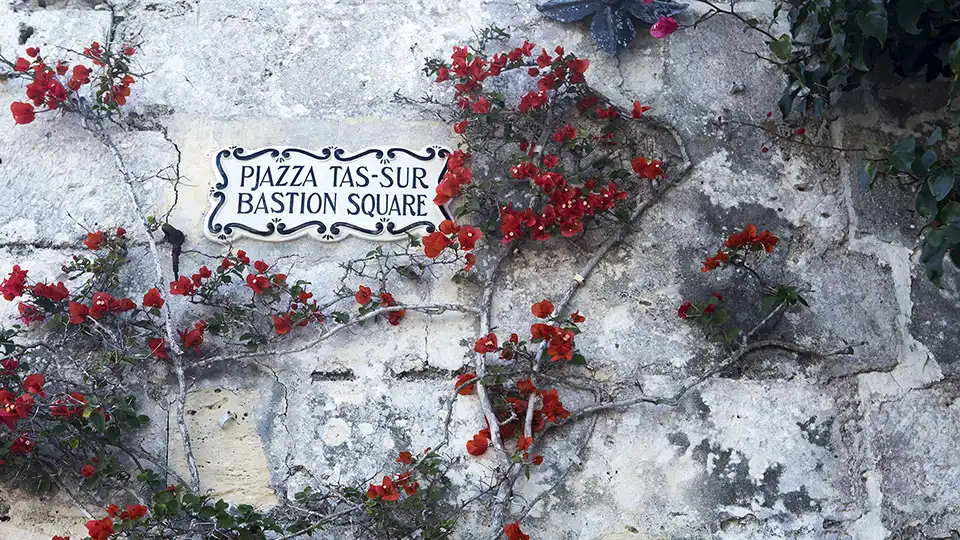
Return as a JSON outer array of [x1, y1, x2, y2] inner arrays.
[[1, 0, 958, 538]]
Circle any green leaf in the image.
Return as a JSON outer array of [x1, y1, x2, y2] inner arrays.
[[91, 409, 107, 433], [939, 201, 960, 226], [949, 247, 960, 269], [950, 38, 960, 75], [929, 170, 955, 201], [770, 34, 793, 60], [926, 127, 943, 147], [920, 227, 950, 281], [857, 4, 888, 43], [888, 136, 917, 172], [569, 353, 587, 366], [895, 1, 925, 34], [916, 184, 939, 219], [859, 161, 878, 190]]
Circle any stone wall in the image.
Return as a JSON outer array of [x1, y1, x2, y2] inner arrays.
[[1, 0, 958, 538]]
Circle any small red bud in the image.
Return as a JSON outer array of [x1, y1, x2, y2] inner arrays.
[[761, 146, 769, 153], [766, 112, 773, 118], [795, 128, 806, 135]]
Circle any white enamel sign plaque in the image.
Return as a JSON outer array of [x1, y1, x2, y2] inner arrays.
[[205, 146, 452, 242]]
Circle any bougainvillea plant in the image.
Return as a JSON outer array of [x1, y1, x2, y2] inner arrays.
[[679, 224, 809, 344], [1, 39, 140, 125], [406, 36, 677, 252]]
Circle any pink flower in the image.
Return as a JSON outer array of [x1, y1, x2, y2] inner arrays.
[[650, 17, 679, 39]]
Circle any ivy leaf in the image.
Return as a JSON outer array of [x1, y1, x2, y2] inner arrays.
[[926, 127, 943, 147], [770, 34, 793, 60], [857, 3, 888, 43], [949, 38, 960, 75], [888, 136, 917, 172], [939, 201, 960, 226], [895, 1, 925, 35], [916, 184, 939, 219], [91, 409, 107, 433], [929, 170, 955, 201], [859, 161, 878, 190]]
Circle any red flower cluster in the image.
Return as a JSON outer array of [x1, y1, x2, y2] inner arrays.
[[422, 219, 482, 272], [434, 149, 472, 205], [355, 286, 405, 326], [8, 42, 137, 125], [631, 157, 665, 179], [0, 266, 28, 301], [701, 224, 779, 272], [454, 373, 476, 395], [67, 292, 136, 325], [85, 516, 114, 540], [367, 472, 418, 502], [499, 173, 627, 242], [723, 224, 779, 254]]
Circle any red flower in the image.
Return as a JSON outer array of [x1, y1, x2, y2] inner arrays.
[[517, 379, 537, 394], [552, 123, 578, 143], [518, 434, 532, 451], [51, 392, 86, 418], [504, 521, 530, 540], [1, 358, 18, 375], [13, 57, 30, 72], [81, 464, 96, 478], [631, 157, 664, 179], [457, 226, 481, 251], [650, 16, 679, 38], [632, 101, 652, 119], [10, 434, 33, 455], [169, 276, 194, 296], [178, 325, 204, 352], [90, 292, 114, 319], [453, 121, 469, 134], [543, 154, 559, 169], [110, 298, 136, 312], [541, 389, 570, 422], [143, 288, 164, 309], [0, 265, 28, 300], [123, 46, 136, 56], [367, 476, 402, 502], [245, 274, 270, 295], [236, 250, 251, 265], [571, 311, 585, 323], [474, 333, 498, 354], [531, 299, 554, 319], [756, 230, 779, 253], [472, 96, 491, 114], [68, 302, 89, 324], [24, 373, 45, 398], [105, 504, 119, 517], [253, 260, 269, 274], [703, 303, 716, 315], [396, 451, 412, 464], [465, 253, 476, 272], [10, 101, 35, 125], [466, 433, 489, 456], [83, 231, 105, 250], [701, 250, 730, 272], [423, 231, 453, 259], [33, 282, 69, 302], [455, 373, 476, 395], [677, 301, 693, 319], [355, 285, 372, 305], [530, 323, 555, 342], [273, 314, 292, 335], [546, 329, 575, 362], [85, 517, 114, 540], [595, 105, 618, 120], [119, 504, 148, 520], [18, 302, 43, 324], [53, 536, 69, 540], [148, 337, 167, 359]]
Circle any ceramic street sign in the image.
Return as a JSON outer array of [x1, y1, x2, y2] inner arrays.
[[205, 145, 452, 242]]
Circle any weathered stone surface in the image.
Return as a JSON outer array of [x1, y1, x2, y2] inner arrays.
[[0, 0, 958, 538]]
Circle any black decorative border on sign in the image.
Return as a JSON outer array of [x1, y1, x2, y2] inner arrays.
[[207, 146, 453, 241]]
